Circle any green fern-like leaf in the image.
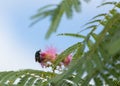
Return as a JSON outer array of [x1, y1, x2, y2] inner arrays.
[[54, 42, 81, 68], [30, 0, 93, 39], [50, 2, 120, 86], [58, 33, 86, 39], [0, 69, 56, 86], [97, 1, 117, 8]]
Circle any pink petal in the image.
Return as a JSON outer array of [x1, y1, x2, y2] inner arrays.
[[63, 54, 72, 66]]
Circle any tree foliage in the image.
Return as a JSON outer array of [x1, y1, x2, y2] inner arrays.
[[0, 1, 120, 86], [30, 0, 90, 39], [0, 69, 56, 86]]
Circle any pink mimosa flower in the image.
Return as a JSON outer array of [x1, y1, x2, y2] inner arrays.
[[36, 46, 72, 68], [63, 54, 72, 66], [40, 46, 57, 62]]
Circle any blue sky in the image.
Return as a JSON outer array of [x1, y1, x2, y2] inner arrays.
[[0, 0, 117, 71]]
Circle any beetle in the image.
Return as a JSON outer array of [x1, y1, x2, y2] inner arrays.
[[35, 50, 42, 63]]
